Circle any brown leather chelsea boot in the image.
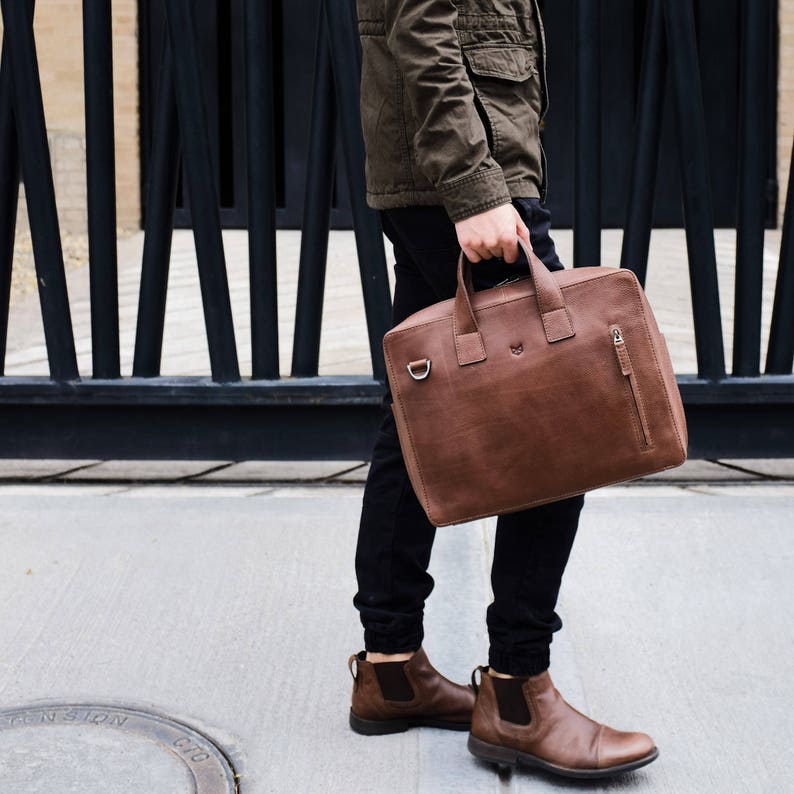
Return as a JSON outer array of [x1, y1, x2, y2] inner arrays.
[[348, 648, 475, 735], [468, 667, 658, 779]]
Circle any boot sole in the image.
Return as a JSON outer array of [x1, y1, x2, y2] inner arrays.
[[468, 734, 659, 779], [349, 709, 470, 736]]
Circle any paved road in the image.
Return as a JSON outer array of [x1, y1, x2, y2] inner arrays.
[[0, 480, 791, 792]]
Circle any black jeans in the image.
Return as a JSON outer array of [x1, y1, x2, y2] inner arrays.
[[353, 198, 586, 676]]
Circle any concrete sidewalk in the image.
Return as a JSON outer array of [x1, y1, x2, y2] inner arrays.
[[0, 478, 791, 792], [0, 456, 793, 485], [3, 227, 785, 378]]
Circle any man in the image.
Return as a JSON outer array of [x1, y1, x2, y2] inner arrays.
[[347, 0, 658, 779]]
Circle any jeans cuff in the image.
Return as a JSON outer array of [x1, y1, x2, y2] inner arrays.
[[364, 628, 423, 655], [488, 647, 550, 677]]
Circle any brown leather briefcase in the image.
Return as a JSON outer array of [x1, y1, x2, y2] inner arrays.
[[383, 238, 688, 527]]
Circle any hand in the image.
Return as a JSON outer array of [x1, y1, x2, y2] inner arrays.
[[454, 203, 532, 264]]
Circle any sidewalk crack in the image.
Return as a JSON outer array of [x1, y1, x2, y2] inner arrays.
[[709, 459, 787, 481]]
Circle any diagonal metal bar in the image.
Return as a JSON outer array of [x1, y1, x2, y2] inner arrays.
[[165, 0, 240, 383], [0, 39, 19, 375], [292, 8, 335, 378], [765, 134, 794, 374], [133, 32, 180, 378], [244, 0, 279, 379], [573, 0, 602, 268], [732, 0, 769, 377], [663, 0, 725, 380], [620, 0, 666, 286], [83, 0, 120, 379], [324, 0, 391, 382], [0, 0, 78, 381]]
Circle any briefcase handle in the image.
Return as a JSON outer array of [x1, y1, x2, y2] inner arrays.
[[453, 237, 575, 366]]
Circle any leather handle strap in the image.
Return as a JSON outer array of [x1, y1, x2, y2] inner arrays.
[[453, 237, 576, 366]]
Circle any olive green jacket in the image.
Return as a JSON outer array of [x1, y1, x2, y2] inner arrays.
[[356, 0, 548, 223]]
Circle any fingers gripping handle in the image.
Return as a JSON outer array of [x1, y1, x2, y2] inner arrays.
[[453, 237, 575, 366]]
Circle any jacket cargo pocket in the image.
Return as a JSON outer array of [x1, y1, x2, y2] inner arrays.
[[463, 45, 536, 81], [462, 45, 544, 191]]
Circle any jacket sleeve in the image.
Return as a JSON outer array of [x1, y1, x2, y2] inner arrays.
[[383, 0, 512, 222]]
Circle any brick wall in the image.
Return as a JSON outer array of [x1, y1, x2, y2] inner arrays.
[[2, 1, 139, 232], [780, 0, 794, 223]]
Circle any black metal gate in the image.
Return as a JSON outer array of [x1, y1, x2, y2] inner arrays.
[[0, 0, 793, 460], [140, 0, 780, 230], [540, 0, 779, 227], [140, 0, 356, 229]]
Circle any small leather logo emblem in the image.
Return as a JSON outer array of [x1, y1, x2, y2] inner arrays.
[[510, 343, 523, 356]]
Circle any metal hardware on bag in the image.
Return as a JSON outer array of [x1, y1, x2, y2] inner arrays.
[[407, 358, 431, 380], [495, 275, 522, 287], [610, 325, 652, 447]]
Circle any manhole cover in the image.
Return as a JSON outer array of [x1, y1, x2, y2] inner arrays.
[[0, 702, 238, 794]]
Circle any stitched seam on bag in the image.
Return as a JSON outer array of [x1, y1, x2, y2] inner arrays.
[[540, 305, 574, 341], [611, 324, 654, 449], [437, 461, 685, 526], [627, 369, 654, 447], [620, 375, 646, 450], [452, 264, 485, 364], [452, 292, 462, 363], [452, 286, 461, 362], [532, 275, 573, 340], [627, 272, 685, 456], [383, 347, 433, 521], [454, 323, 485, 365], [385, 271, 619, 339], [413, 271, 621, 329], [533, 264, 549, 318]]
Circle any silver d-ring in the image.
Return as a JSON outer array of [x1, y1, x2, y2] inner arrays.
[[406, 359, 431, 381]]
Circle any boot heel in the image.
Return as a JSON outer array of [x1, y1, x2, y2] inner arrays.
[[468, 734, 519, 766], [349, 709, 410, 736]]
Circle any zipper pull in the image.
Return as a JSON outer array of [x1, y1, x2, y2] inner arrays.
[[611, 327, 633, 375]]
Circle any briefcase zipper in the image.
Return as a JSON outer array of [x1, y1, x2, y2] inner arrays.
[[611, 326, 652, 448]]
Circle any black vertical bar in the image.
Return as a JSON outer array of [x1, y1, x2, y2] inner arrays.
[[193, 0, 222, 208], [230, 0, 248, 224], [0, 41, 19, 374], [663, 0, 726, 380], [765, 0, 779, 225], [133, 37, 180, 378], [765, 136, 794, 374], [324, 0, 391, 380], [165, 0, 240, 382], [291, 10, 335, 378], [0, 0, 79, 381], [83, 0, 120, 379], [573, 0, 601, 268], [620, 0, 666, 285], [732, 0, 768, 377], [280, 0, 312, 228], [245, 0, 279, 379]]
